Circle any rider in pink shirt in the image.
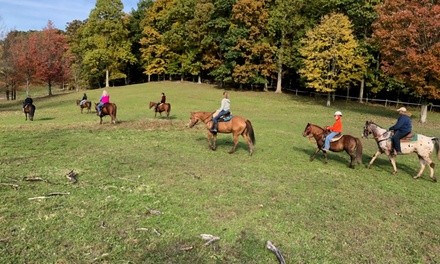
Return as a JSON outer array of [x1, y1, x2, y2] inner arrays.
[[97, 90, 110, 116]]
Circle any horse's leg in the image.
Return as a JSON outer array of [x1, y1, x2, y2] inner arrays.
[[100, 116, 103, 124], [229, 133, 239, 154], [242, 134, 254, 156], [348, 152, 356, 169], [367, 150, 381, 169], [207, 132, 214, 150], [310, 148, 320, 161], [389, 155, 398, 175]]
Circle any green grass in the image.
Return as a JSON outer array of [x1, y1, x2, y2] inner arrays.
[[1, 81, 439, 263]]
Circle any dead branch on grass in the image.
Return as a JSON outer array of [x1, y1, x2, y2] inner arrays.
[[200, 234, 220, 246], [266, 241, 286, 264]]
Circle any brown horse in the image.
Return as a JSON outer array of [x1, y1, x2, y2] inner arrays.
[[95, 103, 117, 124], [302, 123, 362, 168], [24, 104, 36, 121], [188, 111, 256, 155], [149, 101, 171, 117], [76, 99, 92, 113]]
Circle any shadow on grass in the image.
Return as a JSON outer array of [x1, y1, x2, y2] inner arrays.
[[194, 135, 250, 153]]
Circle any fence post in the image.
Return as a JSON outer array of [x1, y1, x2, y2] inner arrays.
[[385, 99, 387, 107]]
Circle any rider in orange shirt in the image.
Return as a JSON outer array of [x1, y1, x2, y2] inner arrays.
[[323, 111, 343, 152]]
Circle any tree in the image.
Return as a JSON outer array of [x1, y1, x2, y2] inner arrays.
[[32, 21, 70, 95], [140, 0, 175, 81], [230, 0, 275, 89], [372, 0, 440, 122], [299, 13, 367, 106], [80, 0, 135, 87], [268, 0, 306, 93]]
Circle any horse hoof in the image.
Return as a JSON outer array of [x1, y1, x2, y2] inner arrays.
[[432, 178, 437, 183], [392, 171, 397, 175]]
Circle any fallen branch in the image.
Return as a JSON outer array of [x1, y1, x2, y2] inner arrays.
[[0, 183, 19, 189], [266, 241, 286, 264], [200, 234, 220, 246], [28, 192, 70, 200], [47, 192, 70, 196], [23, 176, 45, 182]]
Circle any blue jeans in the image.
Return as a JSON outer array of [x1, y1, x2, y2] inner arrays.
[[212, 110, 229, 130], [391, 130, 410, 152], [324, 132, 339, 150], [97, 102, 104, 113]]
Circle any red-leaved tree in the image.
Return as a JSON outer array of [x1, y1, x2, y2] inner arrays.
[[32, 21, 71, 96], [373, 0, 440, 122]]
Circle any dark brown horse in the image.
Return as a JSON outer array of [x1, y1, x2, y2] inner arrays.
[[302, 123, 362, 168], [149, 101, 171, 117], [24, 104, 36, 121], [95, 103, 117, 124], [76, 99, 92, 113], [188, 111, 255, 155]]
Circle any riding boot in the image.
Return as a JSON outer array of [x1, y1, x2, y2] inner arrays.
[[211, 122, 218, 133]]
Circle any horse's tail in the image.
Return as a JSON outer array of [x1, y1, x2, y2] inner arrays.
[[433, 137, 440, 160], [245, 120, 256, 145], [113, 104, 117, 118], [355, 137, 363, 164]]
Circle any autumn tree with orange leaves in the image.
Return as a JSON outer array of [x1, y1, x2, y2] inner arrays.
[[373, 0, 440, 122]]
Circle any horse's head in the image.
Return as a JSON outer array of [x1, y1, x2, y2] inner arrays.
[[363, 120, 375, 138], [188, 112, 199, 128], [149, 102, 155, 109], [302, 123, 313, 137]]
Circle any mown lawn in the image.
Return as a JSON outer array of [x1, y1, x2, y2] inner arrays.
[[1, 81, 439, 263]]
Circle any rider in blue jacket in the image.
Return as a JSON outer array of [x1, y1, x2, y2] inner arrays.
[[389, 107, 412, 155]]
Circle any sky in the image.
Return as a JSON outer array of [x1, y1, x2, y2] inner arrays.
[[0, 0, 138, 32]]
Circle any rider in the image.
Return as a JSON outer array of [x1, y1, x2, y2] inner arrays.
[[155, 92, 166, 112], [211, 91, 230, 133], [80, 93, 87, 106], [389, 107, 412, 155], [96, 90, 110, 116], [322, 111, 343, 152], [22, 96, 33, 112]]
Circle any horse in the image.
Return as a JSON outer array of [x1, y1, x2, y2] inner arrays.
[[149, 102, 171, 117], [302, 123, 363, 168], [23, 104, 36, 121], [76, 99, 92, 113], [188, 111, 256, 155], [362, 121, 439, 182], [95, 103, 117, 124]]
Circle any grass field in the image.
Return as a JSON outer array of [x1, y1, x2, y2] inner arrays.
[[1, 81, 439, 263]]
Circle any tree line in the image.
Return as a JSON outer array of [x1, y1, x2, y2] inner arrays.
[[0, 0, 439, 111]]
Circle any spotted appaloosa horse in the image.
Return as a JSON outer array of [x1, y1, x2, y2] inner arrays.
[[363, 121, 439, 182]]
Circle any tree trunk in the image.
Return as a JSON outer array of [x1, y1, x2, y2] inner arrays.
[[326, 92, 331, 106], [198, 75, 202, 84], [148, 74, 151, 82], [420, 104, 428, 123], [6, 90, 10, 100], [359, 78, 365, 103], [105, 69, 109, 87], [48, 80, 52, 96], [275, 64, 282, 93]]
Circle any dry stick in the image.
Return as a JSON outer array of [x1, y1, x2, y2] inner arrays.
[[0, 183, 19, 189], [266, 241, 286, 264], [28, 192, 70, 200], [23, 177, 45, 182], [200, 234, 220, 246]]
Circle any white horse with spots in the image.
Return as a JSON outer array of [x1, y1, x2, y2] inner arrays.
[[363, 121, 439, 182]]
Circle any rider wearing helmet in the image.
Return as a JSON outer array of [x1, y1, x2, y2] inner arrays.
[[323, 111, 343, 152]]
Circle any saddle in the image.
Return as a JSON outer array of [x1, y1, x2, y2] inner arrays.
[[323, 133, 342, 142], [400, 132, 417, 142], [218, 112, 233, 122]]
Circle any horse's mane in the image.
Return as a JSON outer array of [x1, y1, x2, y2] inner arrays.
[[309, 123, 325, 131]]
